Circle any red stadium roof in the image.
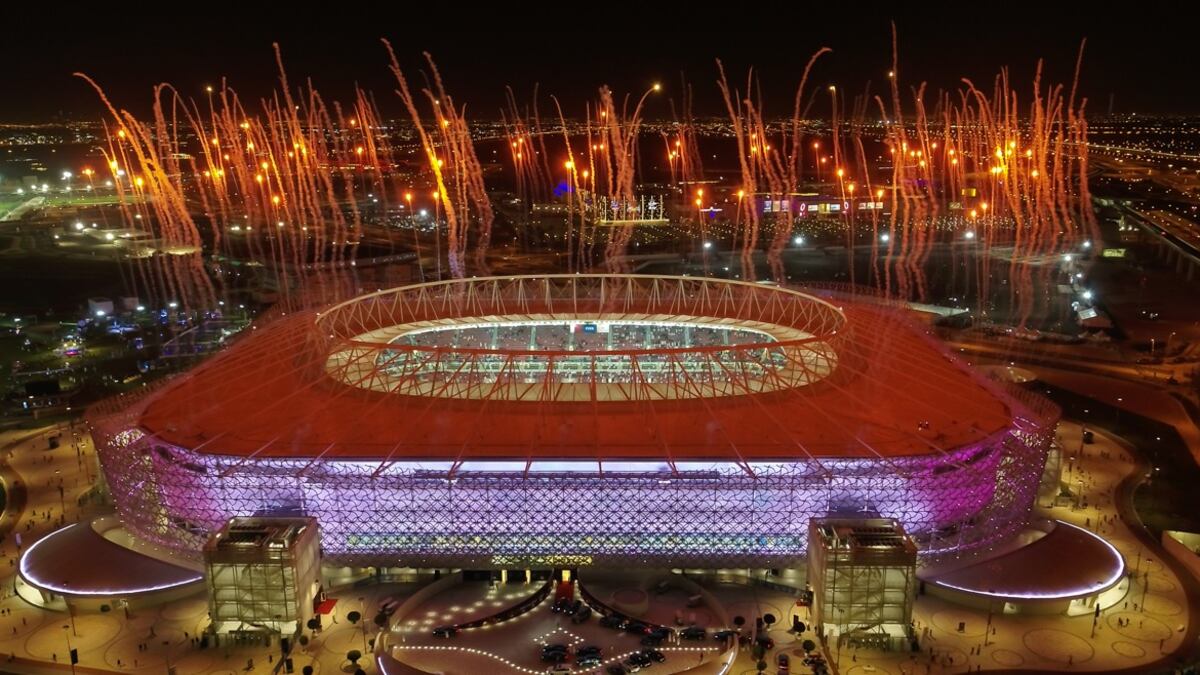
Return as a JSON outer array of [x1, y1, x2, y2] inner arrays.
[[134, 276, 1015, 464]]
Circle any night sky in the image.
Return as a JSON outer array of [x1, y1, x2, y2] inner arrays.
[[2, 8, 1196, 123]]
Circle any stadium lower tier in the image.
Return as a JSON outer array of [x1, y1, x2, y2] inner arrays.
[[93, 419, 1052, 569]]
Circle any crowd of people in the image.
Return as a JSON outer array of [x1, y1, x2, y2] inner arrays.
[[372, 322, 789, 386]]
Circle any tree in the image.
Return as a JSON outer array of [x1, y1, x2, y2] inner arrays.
[[374, 612, 389, 629], [733, 616, 746, 631], [802, 639, 816, 654], [347, 649, 362, 665], [354, 670, 366, 675], [306, 618, 320, 632], [756, 659, 768, 673], [347, 610, 362, 625], [302, 667, 313, 675], [763, 613, 776, 629], [298, 635, 309, 648]]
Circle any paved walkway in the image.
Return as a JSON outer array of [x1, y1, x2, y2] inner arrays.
[[3, 413, 1198, 674], [0, 424, 424, 674]]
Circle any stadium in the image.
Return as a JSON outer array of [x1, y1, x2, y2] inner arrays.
[[87, 274, 1059, 570]]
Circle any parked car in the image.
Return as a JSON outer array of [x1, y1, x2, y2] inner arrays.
[[431, 625, 458, 638], [606, 665, 628, 675], [713, 629, 737, 641], [643, 649, 666, 663], [628, 652, 652, 668], [624, 621, 650, 635], [541, 644, 568, 663], [600, 614, 626, 629], [681, 626, 707, 640], [571, 605, 593, 623]]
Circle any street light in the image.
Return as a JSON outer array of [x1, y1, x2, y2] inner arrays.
[[62, 624, 76, 674]]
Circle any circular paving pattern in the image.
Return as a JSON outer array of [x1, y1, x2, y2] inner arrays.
[[320, 626, 365, 654], [846, 665, 895, 675], [1106, 612, 1172, 642], [1147, 574, 1177, 593], [2, 604, 47, 639], [101, 626, 186, 670], [1142, 593, 1183, 616], [25, 614, 121, 659], [1023, 628, 1094, 664], [935, 647, 969, 668], [991, 649, 1024, 666], [167, 649, 217, 673], [611, 587, 649, 615], [1112, 641, 1146, 658], [930, 609, 986, 638]]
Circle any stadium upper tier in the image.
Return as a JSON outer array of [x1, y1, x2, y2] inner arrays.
[[126, 275, 1018, 463]]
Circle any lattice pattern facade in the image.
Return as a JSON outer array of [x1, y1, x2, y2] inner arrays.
[[86, 276, 1060, 569], [90, 405, 1055, 569]]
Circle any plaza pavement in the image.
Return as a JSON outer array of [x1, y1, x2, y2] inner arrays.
[[2, 413, 1199, 674]]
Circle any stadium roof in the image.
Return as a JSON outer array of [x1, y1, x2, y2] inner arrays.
[[125, 276, 1020, 467]]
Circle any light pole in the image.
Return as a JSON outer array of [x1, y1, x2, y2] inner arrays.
[[1141, 568, 1150, 611], [360, 596, 368, 653], [432, 190, 442, 280], [984, 607, 993, 646], [62, 624, 75, 674], [405, 192, 423, 280]]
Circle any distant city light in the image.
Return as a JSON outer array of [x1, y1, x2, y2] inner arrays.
[[881, 233, 891, 243], [793, 236, 805, 246]]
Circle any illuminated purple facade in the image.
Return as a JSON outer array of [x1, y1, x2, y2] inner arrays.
[[90, 392, 1056, 570], [87, 276, 1059, 569]]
